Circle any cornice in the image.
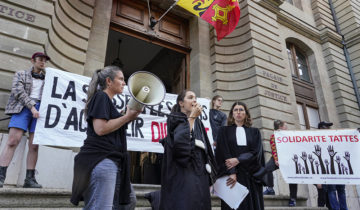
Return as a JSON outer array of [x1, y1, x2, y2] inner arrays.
[[254, 0, 342, 47], [277, 11, 321, 43], [319, 28, 343, 48], [253, 0, 284, 13]]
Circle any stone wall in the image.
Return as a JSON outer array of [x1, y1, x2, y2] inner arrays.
[[333, 0, 360, 120], [0, 0, 96, 131]]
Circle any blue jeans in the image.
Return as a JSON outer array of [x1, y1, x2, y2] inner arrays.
[[83, 159, 118, 210], [327, 185, 348, 210]]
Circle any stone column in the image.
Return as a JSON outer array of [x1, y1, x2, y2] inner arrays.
[[83, 0, 113, 77]]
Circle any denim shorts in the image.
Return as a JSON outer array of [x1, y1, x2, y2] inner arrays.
[[8, 102, 40, 133]]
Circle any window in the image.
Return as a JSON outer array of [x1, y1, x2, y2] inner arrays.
[[297, 103, 320, 130], [286, 0, 303, 10], [287, 43, 312, 83]]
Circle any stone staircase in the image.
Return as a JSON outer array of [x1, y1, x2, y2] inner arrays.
[[0, 184, 327, 210]]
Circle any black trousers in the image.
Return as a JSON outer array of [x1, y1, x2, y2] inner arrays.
[[264, 157, 278, 188], [265, 157, 298, 199], [317, 186, 331, 209]]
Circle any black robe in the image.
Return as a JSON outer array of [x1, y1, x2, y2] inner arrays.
[[160, 112, 217, 210], [215, 125, 265, 210]]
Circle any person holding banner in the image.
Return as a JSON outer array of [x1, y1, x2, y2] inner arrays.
[[317, 121, 348, 210], [160, 90, 217, 210], [215, 101, 265, 210], [70, 66, 142, 209], [209, 95, 227, 147], [0, 52, 50, 188], [255, 120, 299, 207]]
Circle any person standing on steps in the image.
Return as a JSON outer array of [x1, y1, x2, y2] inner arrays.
[[0, 52, 50, 188]]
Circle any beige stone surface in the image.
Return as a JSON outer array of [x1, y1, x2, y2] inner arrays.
[[0, 1, 51, 29], [0, 134, 27, 185], [0, 18, 47, 45], [58, 0, 91, 28], [83, 0, 112, 77], [189, 17, 212, 98], [51, 13, 88, 51], [68, 0, 94, 18], [54, 2, 90, 39]]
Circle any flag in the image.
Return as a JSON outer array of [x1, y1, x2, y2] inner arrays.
[[177, 0, 240, 41]]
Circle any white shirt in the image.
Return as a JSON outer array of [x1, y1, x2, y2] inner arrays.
[[29, 78, 44, 100]]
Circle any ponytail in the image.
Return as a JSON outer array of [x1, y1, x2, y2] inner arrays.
[[84, 69, 101, 117], [84, 66, 122, 117]]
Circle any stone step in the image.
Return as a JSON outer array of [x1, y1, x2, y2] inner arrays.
[[0, 208, 329, 210], [0, 184, 320, 208], [265, 208, 327, 210]]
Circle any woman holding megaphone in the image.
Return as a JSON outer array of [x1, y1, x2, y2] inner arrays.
[[160, 90, 217, 210], [71, 66, 142, 209]]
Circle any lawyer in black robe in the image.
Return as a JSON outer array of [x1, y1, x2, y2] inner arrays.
[[160, 90, 217, 210], [215, 101, 265, 210]]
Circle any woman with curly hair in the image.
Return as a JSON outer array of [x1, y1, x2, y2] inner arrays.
[[215, 101, 265, 210]]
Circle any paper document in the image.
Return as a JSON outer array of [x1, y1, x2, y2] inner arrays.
[[213, 176, 249, 209]]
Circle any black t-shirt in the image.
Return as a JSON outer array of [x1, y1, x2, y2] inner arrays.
[[86, 91, 126, 151]]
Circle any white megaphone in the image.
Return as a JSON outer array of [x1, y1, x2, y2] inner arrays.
[[127, 71, 166, 111]]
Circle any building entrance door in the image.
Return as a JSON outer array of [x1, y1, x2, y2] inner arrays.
[[106, 0, 190, 184]]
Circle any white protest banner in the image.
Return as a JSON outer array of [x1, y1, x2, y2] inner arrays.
[[33, 68, 213, 153], [275, 129, 360, 184]]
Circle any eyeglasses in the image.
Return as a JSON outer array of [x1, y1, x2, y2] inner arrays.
[[233, 108, 244, 113]]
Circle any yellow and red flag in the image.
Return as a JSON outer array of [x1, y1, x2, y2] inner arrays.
[[177, 0, 240, 41]]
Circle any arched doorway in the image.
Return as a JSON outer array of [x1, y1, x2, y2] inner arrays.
[[106, 0, 191, 184]]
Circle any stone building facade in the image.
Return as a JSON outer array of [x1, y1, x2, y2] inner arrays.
[[0, 0, 359, 207]]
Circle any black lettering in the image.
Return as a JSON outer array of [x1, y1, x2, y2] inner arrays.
[[45, 104, 61, 128], [150, 105, 157, 116], [82, 84, 88, 94], [63, 81, 76, 101], [8, 7, 14, 16], [115, 94, 125, 109], [142, 106, 147, 115], [125, 95, 131, 105], [79, 109, 87, 132], [25, 13, 35, 22], [157, 102, 164, 117], [15, 11, 24, 18], [64, 107, 78, 131], [51, 77, 62, 99], [82, 84, 88, 103], [134, 118, 144, 138], [0, 5, 8, 13], [201, 105, 208, 120], [166, 101, 173, 111]]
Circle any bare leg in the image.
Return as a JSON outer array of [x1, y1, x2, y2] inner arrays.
[[26, 133, 38, 170], [0, 128, 24, 167]]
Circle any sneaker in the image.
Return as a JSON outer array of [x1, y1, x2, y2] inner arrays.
[[288, 198, 296, 207], [23, 178, 42, 188], [263, 187, 275, 195]]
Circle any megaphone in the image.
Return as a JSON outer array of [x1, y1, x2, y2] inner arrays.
[[127, 71, 166, 111]]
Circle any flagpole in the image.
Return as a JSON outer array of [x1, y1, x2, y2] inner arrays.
[[149, 0, 179, 29], [157, 0, 179, 22]]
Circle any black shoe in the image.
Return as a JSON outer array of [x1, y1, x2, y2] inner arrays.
[[23, 177, 42, 188], [0, 166, 7, 188], [288, 198, 296, 207], [263, 187, 275, 195], [23, 169, 42, 188]]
